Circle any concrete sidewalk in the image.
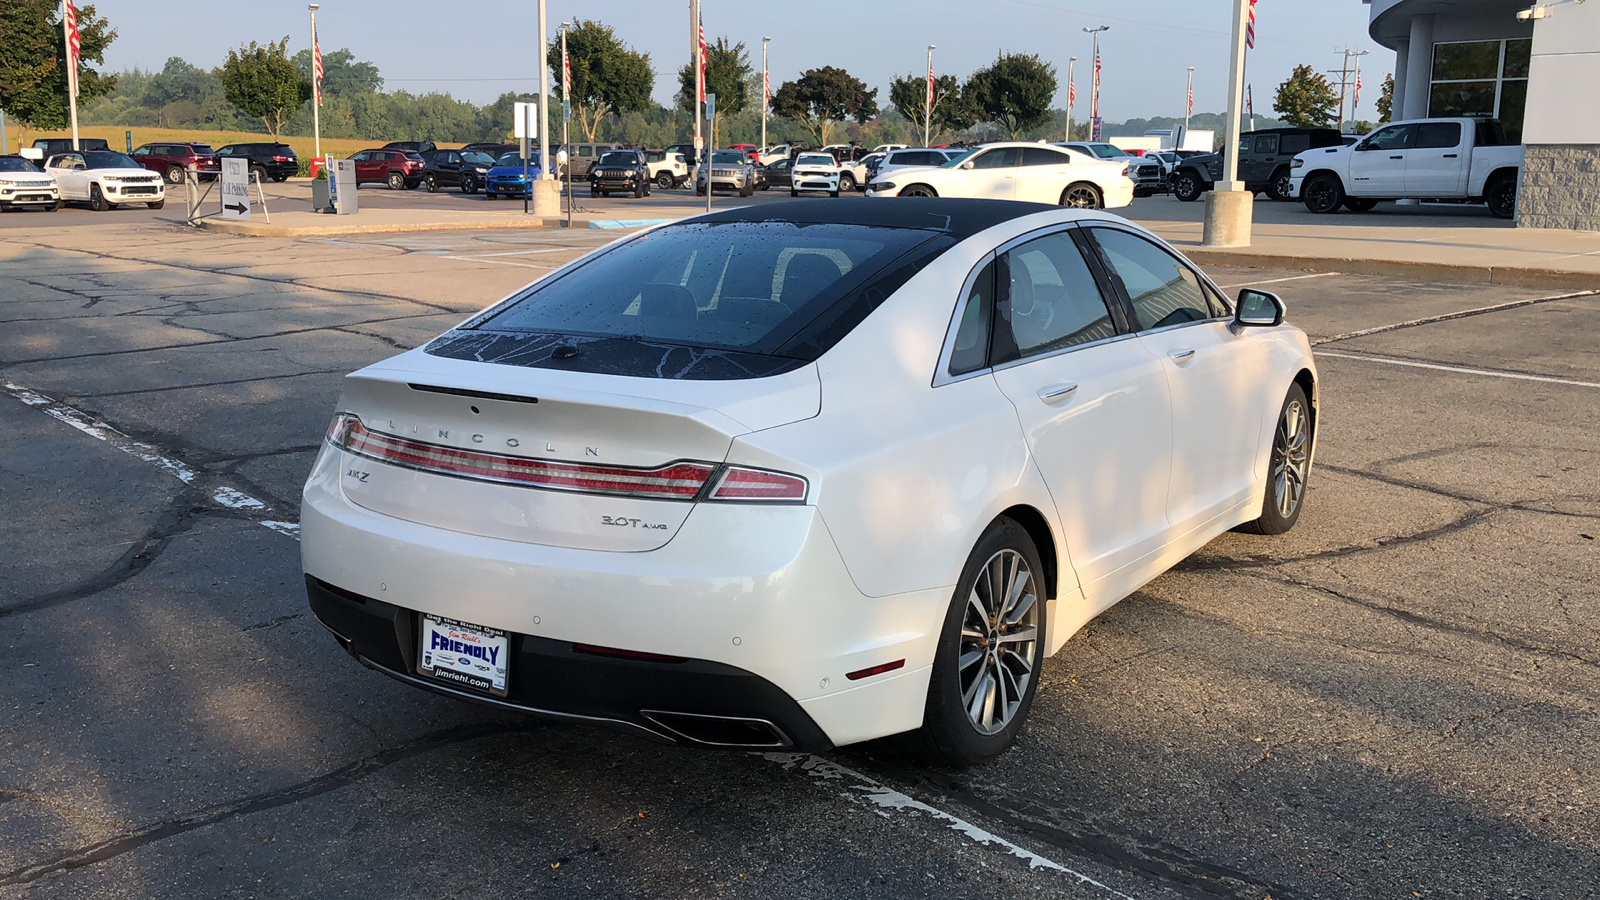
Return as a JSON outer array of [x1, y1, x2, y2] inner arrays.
[[1132, 207, 1600, 290], [195, 205, 695, 237]]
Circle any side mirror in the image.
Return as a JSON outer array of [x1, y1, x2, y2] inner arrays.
[[961, 161, 975, 170], [1235, 289, 1285, 327]]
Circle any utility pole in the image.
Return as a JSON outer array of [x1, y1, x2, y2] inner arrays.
[[691, 0, 702, 163], [1066, 57, 1076, 141], [1083, 26, 1109, 141], [1328, 48, 1368, 133], [761, 37, 770, 153], [924, 45, 936, 147]]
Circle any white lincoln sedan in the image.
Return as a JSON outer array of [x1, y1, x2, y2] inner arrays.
[[303, 199, 1317, 763], [867, 141, 1134, 209]]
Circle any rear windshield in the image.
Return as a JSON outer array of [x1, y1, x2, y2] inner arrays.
[[467, 222, 944, 358], [192, 145, 215, 154]]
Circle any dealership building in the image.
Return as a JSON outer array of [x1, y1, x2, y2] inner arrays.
[[1366, 0, 1600, 230]]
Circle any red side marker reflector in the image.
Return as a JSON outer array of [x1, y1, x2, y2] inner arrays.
[[845, 659, 906, 681]]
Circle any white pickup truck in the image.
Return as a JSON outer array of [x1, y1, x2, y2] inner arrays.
[[1289, 117, 1524, 219]]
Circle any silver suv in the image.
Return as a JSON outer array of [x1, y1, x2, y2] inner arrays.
[[695, 149, 756, 197]]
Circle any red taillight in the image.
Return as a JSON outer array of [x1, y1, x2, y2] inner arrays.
[[328, 414, 714, 500], [327, 414, 810, 503], [708, 466, 809, 502], [272, 154, 292, 162]]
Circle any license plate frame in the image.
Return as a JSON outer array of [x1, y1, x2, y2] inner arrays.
[[417, 614, 510, 697]]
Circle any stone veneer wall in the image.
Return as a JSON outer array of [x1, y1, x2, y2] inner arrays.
[[1518, 145, 1600, 232]]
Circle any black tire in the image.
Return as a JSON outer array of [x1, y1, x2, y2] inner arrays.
[[485, 192, 497, 200], [423, 174, 439, 193], [900, 184, 937, 198], [829, 188, 840, 198], [838, 172, 855, 192], [1172, 170, 1204, 202], [164, 165, 185, 185], [1267, 167, 1294, 202], [460, 174, 478, 194], [657, 171, 674, 189], [790, 188, 799, 197], [741, 181, 754, 198], [1342, 197, 1378, 212], [634, 181, 646, 198], [590, 188, 600, 198], [1303, 173, 1344, 214], [1486, 174, 1517, 220], [1060, 182, 1103, 209], [88, 184, 108, 212], [916, 517, 1046, 765], [250, 165, 268, 184], [52, 199, 64, 211], [273, 174, 289, 183], [386, 171, 405, 190], [1237, 383, 1312, 536], [147, 199, 164, 210], [0, 202, 9, 213]]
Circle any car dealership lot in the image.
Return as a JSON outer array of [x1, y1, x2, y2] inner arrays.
[[1, 219, 1597, 898]]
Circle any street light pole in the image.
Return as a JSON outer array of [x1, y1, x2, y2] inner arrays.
[[562, 21, 571, 226], [1083, 26, 1109, 140], [691, 0, 702, 158], [925, 45, 935, 147], [762, 37, 770, 154], [1202, 0, 1253, 247], [1066, 57, 1076, 141], [309, 4, 321, 167]]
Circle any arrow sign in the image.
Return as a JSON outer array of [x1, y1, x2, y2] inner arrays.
[[220, 158, 251, 221], [225, 202, 248, 214]]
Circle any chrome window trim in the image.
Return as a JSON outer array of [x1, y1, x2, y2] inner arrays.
[[991, 330, 1143, 374], [1079, 222, 1237, 333]]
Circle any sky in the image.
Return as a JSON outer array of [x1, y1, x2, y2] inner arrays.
[[86, 0, 1393, 122]]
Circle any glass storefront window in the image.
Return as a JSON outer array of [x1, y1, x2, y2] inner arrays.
[[1498, 80, 1527, 144], [1433, 42, 1500, 80], [1503, 39, 1532, 79], [1431, 82, 1497, 118]]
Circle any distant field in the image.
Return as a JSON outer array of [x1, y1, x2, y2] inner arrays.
[[20, 127, 465, 171]]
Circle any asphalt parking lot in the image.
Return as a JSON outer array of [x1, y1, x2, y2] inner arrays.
[[1, 217, 1596, 899]]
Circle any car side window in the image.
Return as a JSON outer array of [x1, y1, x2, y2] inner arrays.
[[1020, 147, 1070, 167], [1235, 136, 1254, 154], [995, 231, 1118, 360], [1363, 124, 1415, 151], [948, 258, 997, 377], [1089, 229, 1225, 330], [971, 148, 1019, 169], [132, 146, 149, 157], [1254, 134, 1280, 155], [1414, 122, 1462, 149]]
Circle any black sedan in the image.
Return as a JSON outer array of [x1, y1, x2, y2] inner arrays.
[[419, 149, 497, 194], [760, 158, 793, 191]]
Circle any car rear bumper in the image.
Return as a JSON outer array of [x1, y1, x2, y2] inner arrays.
[[300, 447, 945, 748]]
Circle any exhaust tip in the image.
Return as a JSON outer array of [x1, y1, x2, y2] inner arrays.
[[640, 710, 792, 749]]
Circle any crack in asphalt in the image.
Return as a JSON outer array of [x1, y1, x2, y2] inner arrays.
[[1176, 506, 1496, 573], [74, 369, 348, 399], [0, 722, 536, 888], [1311, 289, 1599, 347], [850, 756, 1298, 900]]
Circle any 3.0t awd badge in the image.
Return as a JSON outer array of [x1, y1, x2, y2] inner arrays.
[[601, 516, 668, 530]]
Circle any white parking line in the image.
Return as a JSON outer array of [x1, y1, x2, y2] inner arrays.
[[1215, 272, 1340, 289], [1, 380, 301, 541], [1314, 351, 1600, 388], [1312, 289, 1598, 346], [762, 753, 1140, 898]]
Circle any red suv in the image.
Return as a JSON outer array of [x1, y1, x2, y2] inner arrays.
[[349, 149, 426, 189], [131, 142, 220, 183]]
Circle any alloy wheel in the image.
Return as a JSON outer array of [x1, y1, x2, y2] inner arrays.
[[1062, 185, 1101, 208], [1271, 171, 1293, 202], [1271, 399, 1311, 519], [958, 549, 1039, 736]]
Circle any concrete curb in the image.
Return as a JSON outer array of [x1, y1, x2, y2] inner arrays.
[[195, 216, 561, 237], [1184, 249, 1600, 291]]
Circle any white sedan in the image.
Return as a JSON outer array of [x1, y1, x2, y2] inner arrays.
[[0, 155, 61, 211], [867, 141, 1134, 209], [302, 199, 1318, 763], [790, 152, 841, 197], [45, 150, 166, 211]]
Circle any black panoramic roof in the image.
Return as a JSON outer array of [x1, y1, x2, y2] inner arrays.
[[691, 198, 1058, 240]]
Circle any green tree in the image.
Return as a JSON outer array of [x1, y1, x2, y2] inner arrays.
[[676, 37, 752, 133], [888, 72, 974, 143], [1272, 64, 1339, 128], [221, 38, 309, 138], [0, 0, 118, 133], [1377, 73, 1395, 124], [770, 66, 877, 146], [292, 47, 383, 97], [547, 19, 653, 142], [964, 53, 1057, 139]]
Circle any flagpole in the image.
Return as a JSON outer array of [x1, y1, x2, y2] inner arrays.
[[1083, 25, 1108, 141], [1184, 66, 1194, 138], [924, 45, 935, 147], [309, 4, 321, 167], [1066, 57, 1076, 142], [761, 37, 770, 154], [691, 0, 702, 160], [63, 1, 80, 151]]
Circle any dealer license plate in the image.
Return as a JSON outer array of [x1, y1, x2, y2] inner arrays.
[[418, 615, 509, 696]]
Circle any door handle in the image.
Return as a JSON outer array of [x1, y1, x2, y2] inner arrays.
[[1037, 383, 1078, 402], [1443, 153, 1458, 158], [1389, 155, 1404, 160], [1168, 349, 1196, 361]]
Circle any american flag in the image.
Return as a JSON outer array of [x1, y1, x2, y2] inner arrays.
[[1091, 51, 1101, 120], [1187, 82, 1193, 118], [764, 69, 770, 108], [1068, 76, 1075, 113], [1246, 83, 1254, 116], [312, 22, 323, 107], [926, 63, 934, 114], [562, 41, 571, 99], [1353, 70, 1362, 110], [64, 1, 81, 96], [697, 20, 707, 104], [1246, 0, 1258, 51]]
